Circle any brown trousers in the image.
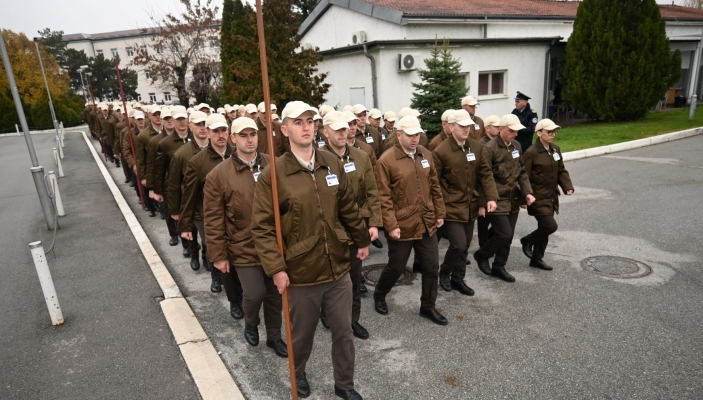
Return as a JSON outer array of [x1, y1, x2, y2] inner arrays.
[[194, 219, 243, 302], [235, 266, 282, 341], [348, 245, 362, 323], [288, 274, 355, 390], [375, 232, 439, 310], [523, 214, 558, 261], [478, 212, 519, 268], [439, 220, 475, 281]]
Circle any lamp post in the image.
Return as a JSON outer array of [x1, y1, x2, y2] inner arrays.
[[77, 65, 89, 103]]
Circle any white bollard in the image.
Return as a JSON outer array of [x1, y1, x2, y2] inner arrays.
[[53, 148, 64, 177], [15, 124, 20, 135], [59, 122, 65, 148], [29, 241, 64, 326], [57, 136, 64, 159], [47, 171, 65, 216]]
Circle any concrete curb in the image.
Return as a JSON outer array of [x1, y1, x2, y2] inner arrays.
[[78, 131, 245, 400], [562, 126, 703, 161]]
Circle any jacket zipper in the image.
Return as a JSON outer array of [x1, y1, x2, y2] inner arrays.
[[310, 170, 335, 280]]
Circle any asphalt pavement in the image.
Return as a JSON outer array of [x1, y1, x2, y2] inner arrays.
[[0, 130, 199, 399], [89, 132, 703, 400]]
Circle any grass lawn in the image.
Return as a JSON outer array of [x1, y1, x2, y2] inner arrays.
[[554, 108, 703, 152]]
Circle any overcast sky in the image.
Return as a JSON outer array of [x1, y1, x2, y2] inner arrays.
[[0, 0, 689, 38]]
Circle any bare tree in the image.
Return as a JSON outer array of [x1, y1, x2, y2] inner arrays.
[[684, 0, 703, 8], [131, 0, 221, 105]]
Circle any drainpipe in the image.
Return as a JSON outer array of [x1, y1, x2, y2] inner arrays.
[[542, 40, 555, 119], [363, 43, 378, 108]]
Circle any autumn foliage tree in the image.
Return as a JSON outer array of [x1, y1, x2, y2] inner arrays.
[[131, 0, 221, 105]]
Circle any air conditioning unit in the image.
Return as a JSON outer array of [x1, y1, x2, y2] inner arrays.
[[352, 31, 367, 44], [398, 53, 419, 71], [301, 42, 314, 51]]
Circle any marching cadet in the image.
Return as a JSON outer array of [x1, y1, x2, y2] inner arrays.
[[122, 110, 145, 199], [245, 103, 258, 119], [169, 111, 208, 273], [203, 117, 287, 357], [136, 105, 164, 217], [473, 114, 535, 283], [512, 91, 538, 151], [153, 106, 192, 256], [320, 110, 382, 340], [313, 111, 327, 148], [461, 96, 485, 141], [179, 114, 244, 315], [373, 115, 448, 325], [380, 111, 396, 148], [477, 115, 501, 248], [99, 103, 117, 163], [432, 109, 498, 296], [147, 108, 173, 219], [256, 102, 287, 156], [385, 108, 429, 148], [428, 109, 454, 151], [520, 118, 574, 271], [343, 111, 377, 167], [352, 104, 384, 159], [95, 103, 107, 152], [112, 106, 127, 173], [195, 103, 212, 115], [367, 108, 385, 141], [251, 101, 371, 400]]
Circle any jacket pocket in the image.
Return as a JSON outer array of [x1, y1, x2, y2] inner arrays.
[[284, 235, 318, 261], [395, 205, 417, 221], [333, 228, 350, 242]]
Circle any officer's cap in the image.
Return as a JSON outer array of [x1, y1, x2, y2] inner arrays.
[[515, 91, 531, 101]]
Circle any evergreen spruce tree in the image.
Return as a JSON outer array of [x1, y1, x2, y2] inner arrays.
[[563, 0, 681, 121], [410, 40, 466, 138], [220, 0, 236, 103]]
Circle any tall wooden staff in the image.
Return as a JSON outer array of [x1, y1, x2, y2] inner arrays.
[[255, 1, 297, 398], [114, 60, 147, 210]]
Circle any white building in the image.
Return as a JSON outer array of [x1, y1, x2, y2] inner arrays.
[[299, 0, 703, 118], [63, 28, 220, 104]]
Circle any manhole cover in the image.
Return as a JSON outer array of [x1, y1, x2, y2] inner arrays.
[[361, 264, 416, 286], [580, 256, 652, 279]]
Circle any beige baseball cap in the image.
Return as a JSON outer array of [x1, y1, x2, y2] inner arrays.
[[461, 96, 479, 106], [231, 117, 258, 133], [343, 111, 357, 123], [172, 106, 188, 119], [128, 109, 137, 118], [196, 103, 210, 111], [342, 105, 353, 112], [257, 101, 274, 113], [206, 114, 228, 130], [245, 103, 258, 115], [352, 104, 368, 115], [189, 110, 207, 124], [369, 108, 382, 119], [150, 105, 162, 114], [448, 109, 474, 126], [535, 118, 560, 131], [133, 110, 145, 120], [160, 108, 173, 119], [484, 115, 501, 127], [323, 111, 350, 131], [395, 115, 423, 136], [217, 107, 225, 115], [441, 109, 455, 122], [319, 105, 335, 117], [499, 114, 526, 131], [398, 107, 421, 118], [383, 111, 397, 122], [311, 107, 321, 121], [281, 101, 317, 120]]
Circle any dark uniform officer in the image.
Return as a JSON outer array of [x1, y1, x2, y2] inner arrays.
[[512, 91, 538, 151], [521, 118, 574, 271]]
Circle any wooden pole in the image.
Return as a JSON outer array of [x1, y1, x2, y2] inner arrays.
[[113, 60, 147, 210], [255, 1, 297, 398]]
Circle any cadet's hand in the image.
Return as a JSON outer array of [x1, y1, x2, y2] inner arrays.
[[141, 179, 147, 186], [526, 194, 536, 206], [214, 260, 230, 273], [273, 271, 290, 294], [154, 194, 164, 202], [478, 207, 486, 218], [181, 231, 193, 241], [368, 227, 378, 242], [149, 190, 155, 199], [171, 214, 180, 220], [357, 246, 369, 261], [389, 228, 401, 240], [566, 190, 574, 195], [436, 219, 444, 228], [114, 154, 121, 159], [487, 201, 497, 213], [132, 165, 138, 174]]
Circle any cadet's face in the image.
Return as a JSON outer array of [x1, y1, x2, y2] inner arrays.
[[464, 104, 476, 116], [485, 125, 499, 138], [191, 121, 208, 139], [150, 111, 162, 125], [247, 112, 257, 119], [369, 117, 380, 128], [355, 112, 366, 127], [452, 123, 470, 142], [499, 126, 518, 142], [200, 108, 211, 115], [314, 120, 320, 131], [515, 99, 527, 110], [101, 109, 108, 117], [324, 125, 348, 148], [163, 116, 175, 129], [537, 129, 557, 144], [281, 111, 314, 147], [208, 126, 229, 148], [384, 120, 394, 130], [347, 120, 358, 137], [175, 117, 188, 130], [397, 130, 419, 153], [232, 128, 258, 155], [442, 120, 451, 134], [135, 118, 146, 129]]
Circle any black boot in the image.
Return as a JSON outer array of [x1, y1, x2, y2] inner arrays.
[[491, 266, 516, 283], [520, 237, 534, 259], [182, 239, 191, 257], [202, 246, 212, 272], [190, 251, 201, 271], [169, 235, 179, 246], [115, 159, 121, 168], [210, 276, 222, 293]]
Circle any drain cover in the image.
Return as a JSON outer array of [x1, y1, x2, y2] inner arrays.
[[361, 264, 416, 286], [580, 256, 652, 279]]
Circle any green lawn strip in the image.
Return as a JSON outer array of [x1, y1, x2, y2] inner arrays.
[[554, 108, 703, 152]]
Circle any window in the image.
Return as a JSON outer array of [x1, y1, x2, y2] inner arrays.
[[149, 93, 157, 102], [137, 94, 142, 102], [164, 92, 171, 101], [145, 71, 151, 80], [209, 39, 217, 48], [156, 45, 163, 54], [96, 49, 103, 56], [478, 71, 505, 96], [140, 45, 147, 55], [199, 41, 205, 50], [111, 48, 118, 58], [126, 47, 134, 57]]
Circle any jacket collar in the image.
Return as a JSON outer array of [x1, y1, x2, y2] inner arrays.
[[207, 144, 232, 160], [447, 136, 470, 153], [323, 143, 353, 162], [172, 131, 192, 142], [496, 138, 516, 150], [392, 143, 419, 160], [534, 142, 553, 154], [283, 148, 332, 175], [233, 151, 266, 172]]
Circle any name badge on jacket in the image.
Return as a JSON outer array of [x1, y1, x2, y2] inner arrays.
[[253, 172, 261, 182], [511, 150, 520, 159], [366, 136, 374, 144], [553, 152, 561, 161], [381, 134, 386, 140], [474, 123, 480, 130], [326, 174, 339, 186], [318, 141, 326, 148], [421, 159, 430, 168], [343, 162, 356, 173], [466, 153, 476, 162]]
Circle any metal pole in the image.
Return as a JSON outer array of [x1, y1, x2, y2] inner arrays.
[[53, 148, 65, 177], [33, 40, 60, 136], [690, 95, 698, 120], [47, 171, 65, 216], [15, 124, 20, 135], [57, 137, 64, 159], [29, 241, 64, 326], [78, 69, 88, 103], [1, 28, 39, 167], [688, 25, 703, 120], [59, 122, 65, 147], [30, 166, 57, 230]]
